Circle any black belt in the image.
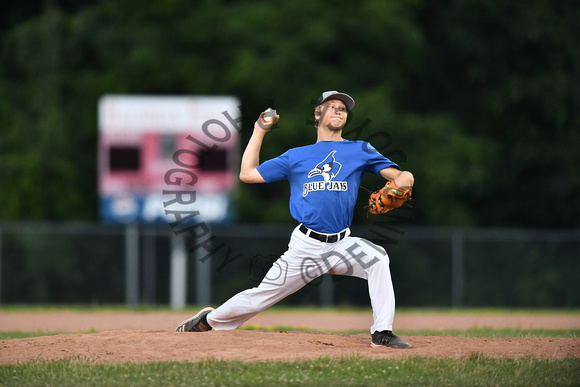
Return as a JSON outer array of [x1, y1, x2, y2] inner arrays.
[[299, 224, 347, 243]]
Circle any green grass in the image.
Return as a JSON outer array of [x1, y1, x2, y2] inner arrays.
[[2, 327, 578, 340], [0, 328, 98, 339], [241, 325, 580, 337], [0, 304, 175, 313], [0, 355, 578, 386], [397, 328, 579, 338]]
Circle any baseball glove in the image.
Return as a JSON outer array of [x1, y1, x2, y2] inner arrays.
[[368, 181, 412, 215]]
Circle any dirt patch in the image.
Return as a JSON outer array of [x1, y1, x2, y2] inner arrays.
[[1, 312, 579, 364]]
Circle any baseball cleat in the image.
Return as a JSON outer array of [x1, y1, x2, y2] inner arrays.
[[175, 307, 214, 332], [371, 330, 411, 348]]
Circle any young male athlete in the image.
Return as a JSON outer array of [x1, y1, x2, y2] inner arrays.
[[176, 91, 414, 348]]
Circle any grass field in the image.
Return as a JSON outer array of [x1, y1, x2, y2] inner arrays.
[[0, 307, 578, 386], [1, 355, 578, 386]]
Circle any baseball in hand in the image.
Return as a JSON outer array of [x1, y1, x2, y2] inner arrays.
[[263, 108, 277, 123]]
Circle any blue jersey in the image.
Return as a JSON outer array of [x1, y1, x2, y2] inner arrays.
[[256, 140, 399, 234]]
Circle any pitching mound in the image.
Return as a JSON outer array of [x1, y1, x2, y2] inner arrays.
[[1, 312, 579, 363]]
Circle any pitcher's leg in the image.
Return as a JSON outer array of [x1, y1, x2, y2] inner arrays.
[[207, 227, 324, 330], [328, 237, 396, 333], [206, 288, 266, 330], [366, 249, 396, 332], [207, 256, 312, 330]]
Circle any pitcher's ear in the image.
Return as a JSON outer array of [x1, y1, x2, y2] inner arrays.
[[314, 107, 321, 125]]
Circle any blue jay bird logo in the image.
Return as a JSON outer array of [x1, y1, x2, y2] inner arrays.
[[308, 151, 342, 183]]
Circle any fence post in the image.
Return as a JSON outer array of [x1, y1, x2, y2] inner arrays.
[[319, 275, 335, 307], [142, 227, 157, 305], [451, 229, 465, 308], [170, 233, 187, 309], [125, 224, 140, 308], [195, 241, 211, 306]]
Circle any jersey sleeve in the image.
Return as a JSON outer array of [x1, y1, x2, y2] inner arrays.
[[363, 142, 400, 175], [256, 151, 290, 183]]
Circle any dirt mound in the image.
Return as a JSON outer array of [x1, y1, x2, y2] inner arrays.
[[1, 312, 579, 364], [2, 330, 578, 364]]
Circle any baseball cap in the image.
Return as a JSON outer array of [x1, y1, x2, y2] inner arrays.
[[316, 91, 355, 111]]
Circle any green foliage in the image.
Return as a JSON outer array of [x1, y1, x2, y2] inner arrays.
[[0, 0, 578, 227], [0, 356, 578, 386], [402, 0, 580, 228]]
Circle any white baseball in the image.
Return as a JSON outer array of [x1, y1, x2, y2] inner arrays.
[[264, 108, 276, 123]]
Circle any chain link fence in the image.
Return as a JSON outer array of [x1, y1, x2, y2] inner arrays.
[[1, 222, 578, 308]]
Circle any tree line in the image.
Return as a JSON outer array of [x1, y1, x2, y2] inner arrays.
[[1, 0, 578, 228]]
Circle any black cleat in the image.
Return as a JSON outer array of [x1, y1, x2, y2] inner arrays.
[[371, 330, 411, 348], [175, 307, 214, 332]]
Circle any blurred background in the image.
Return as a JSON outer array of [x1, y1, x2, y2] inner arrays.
[[0, 0, 578, 308]]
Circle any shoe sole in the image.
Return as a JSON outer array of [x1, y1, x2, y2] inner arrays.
[[176, 307, 214, 332], [371, 341, 411, 349]]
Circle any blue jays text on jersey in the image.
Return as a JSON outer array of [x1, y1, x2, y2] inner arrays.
[[256, 140, 399, 234]]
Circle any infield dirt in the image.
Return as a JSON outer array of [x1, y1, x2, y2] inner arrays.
[[1, 311, 579, 363]]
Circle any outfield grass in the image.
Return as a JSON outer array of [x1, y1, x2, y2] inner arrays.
[[0, 355, 578, 386]]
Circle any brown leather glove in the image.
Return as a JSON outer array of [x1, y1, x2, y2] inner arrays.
[[368, 181, 412, 215]]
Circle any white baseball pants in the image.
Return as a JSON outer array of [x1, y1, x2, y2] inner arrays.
[[206, 224, 397, 333]]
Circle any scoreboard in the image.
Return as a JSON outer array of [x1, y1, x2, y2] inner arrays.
[[98, 95, 241, 224]]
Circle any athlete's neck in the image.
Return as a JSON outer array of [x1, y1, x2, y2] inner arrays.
[[316, 127, 344, 142]]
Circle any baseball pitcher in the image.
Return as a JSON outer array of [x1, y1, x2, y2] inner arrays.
[[176, 91, 414, 348]]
